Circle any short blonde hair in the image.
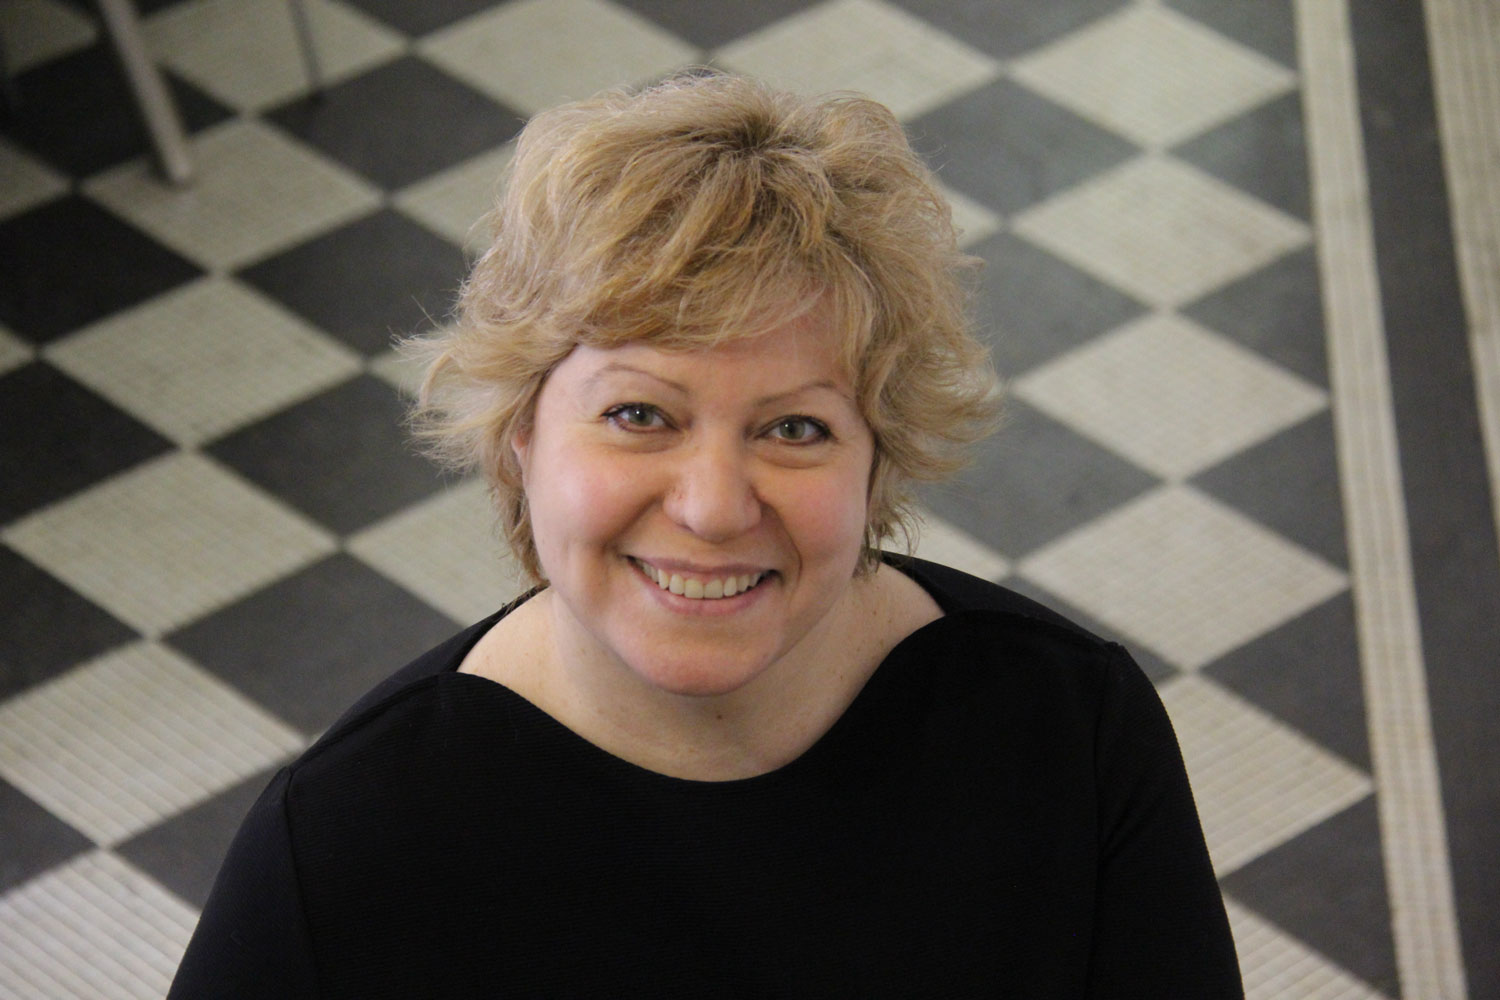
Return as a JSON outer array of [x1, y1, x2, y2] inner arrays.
[[408, 71, 998, 582]]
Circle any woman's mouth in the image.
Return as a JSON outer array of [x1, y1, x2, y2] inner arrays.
[[629, 558, 768, 600]]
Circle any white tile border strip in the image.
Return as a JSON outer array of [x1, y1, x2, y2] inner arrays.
[[1424, 0, 1500, 558], [1294, 2, 1468, 997]]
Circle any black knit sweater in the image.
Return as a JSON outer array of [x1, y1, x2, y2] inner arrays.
[[169, 557, 1242, 998]]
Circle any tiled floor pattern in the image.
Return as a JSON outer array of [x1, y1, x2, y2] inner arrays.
[[0, 0, 1491, 996]]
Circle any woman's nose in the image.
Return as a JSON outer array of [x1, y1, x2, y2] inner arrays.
[[662, 438, 762, 541]]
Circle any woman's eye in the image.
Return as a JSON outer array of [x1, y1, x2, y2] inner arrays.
[[768, 417, 829, 443], [604, 404, 665, 430]]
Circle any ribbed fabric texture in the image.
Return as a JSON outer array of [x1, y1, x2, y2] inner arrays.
[[169, 557, 1242, 998]]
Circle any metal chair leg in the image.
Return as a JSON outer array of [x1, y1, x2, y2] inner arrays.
[[94, 0, 194, 185], [287, 0, 323, 95]]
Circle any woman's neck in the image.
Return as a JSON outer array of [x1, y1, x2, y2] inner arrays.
[[462, 563, 940, 781]]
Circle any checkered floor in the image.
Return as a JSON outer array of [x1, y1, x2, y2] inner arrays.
[[3, 0, 1497, 997]]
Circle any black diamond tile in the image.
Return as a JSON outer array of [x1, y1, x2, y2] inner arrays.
[[340, 0, 500, 35], [997, 575, 1177, 683], [0, 196, 203, 343], [237, 209, 466, 355], [1163, 0, 1298, 68], [115, 767, 280, 908], [888, 0, 1130, 59], [1203, 591, 1368, 771], [1192, 411, 1347, 569], [167, 553, 458, 734], [1173, 92, 1310, 221], [1, 43, 233, 178], [621, 0, 814, 50], [205, 374, 443, 534], [0, 777, 94, 893], [1181, 247, 1328, 388], [0, 546, 136, 699], [265, 57, 524, 190], [911, 78, 1138, 217], [968, 232, 1148, 377], [0, 362, 174, 522], [1223, 797, 1399, 996], [918, 399, 1159, 559]]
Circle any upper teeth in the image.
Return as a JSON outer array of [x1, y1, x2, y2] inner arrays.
[[634, 559, 764, 599]]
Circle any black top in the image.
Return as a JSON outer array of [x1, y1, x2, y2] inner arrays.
[[169, 557, 1242, 998]]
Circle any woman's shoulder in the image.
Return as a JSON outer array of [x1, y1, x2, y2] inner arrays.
[[329, 585, 543, 725], [889, 554, 1113, 648], [881, 555, 1149, 717], [319, 615, 494, 733], [278, 591, 541, 780]]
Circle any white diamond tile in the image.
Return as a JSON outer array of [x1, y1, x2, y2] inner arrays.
[[0, 851, 197, 999], [0, 0, 97, 74], [0, 138, 68, 220], [940, 181, 1003, 250], [143, 0, 404, 111], [1157, 675, 1372, 876], [83, 119, 381, 271], [0, 325, 33, 377], [347, 478, 529, 624], [715, 0, 1000, 122], [1010, 4, 1295, 148], [1014, 312, 1327, 479], [0, 642, 303, 845], [1018, 486, 1347, 670], [1012, 156, 1310, 307], [393, 143, 514, 253], [419, 0, 697, 116], [45, 278, 362, 446], [906, 508, 1010, 582], [1226, 900, 1393, 1000], [2, 452, 336, 635]]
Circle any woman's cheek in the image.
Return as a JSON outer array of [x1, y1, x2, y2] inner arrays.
[[789, 476, 867, 547], [555, 450, 655, 539]]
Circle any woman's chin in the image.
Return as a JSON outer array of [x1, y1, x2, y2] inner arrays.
[[625, 654, 773, 699]]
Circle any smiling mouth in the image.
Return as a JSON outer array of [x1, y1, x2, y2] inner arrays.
[[630, 558, 768, 600]]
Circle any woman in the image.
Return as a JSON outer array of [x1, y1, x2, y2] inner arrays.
[[170, 72, 1242, 997]]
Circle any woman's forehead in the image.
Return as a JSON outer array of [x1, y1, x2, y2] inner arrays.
[[560, 319, 856, 398]]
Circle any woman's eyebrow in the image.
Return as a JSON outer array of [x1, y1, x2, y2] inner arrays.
[[583, 365, 848, 406], [753, 380, 850, 407], [582, 363, 687, 395]]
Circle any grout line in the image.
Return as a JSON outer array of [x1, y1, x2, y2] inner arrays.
[[1423, 0, 1500, 560], [1293, 1, 1468, 997]]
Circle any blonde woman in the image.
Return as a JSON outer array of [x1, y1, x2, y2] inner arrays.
[[171, 72, 1241, 998]]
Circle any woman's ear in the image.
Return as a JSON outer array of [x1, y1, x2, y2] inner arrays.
[[511, 425, 531, 474]]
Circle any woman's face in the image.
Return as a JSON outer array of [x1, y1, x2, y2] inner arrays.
[[514, 312, 875, 698]]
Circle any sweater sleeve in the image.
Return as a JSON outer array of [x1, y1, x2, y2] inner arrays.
[[167, 767, 321, 999], [1085, 646, 1244, 999]]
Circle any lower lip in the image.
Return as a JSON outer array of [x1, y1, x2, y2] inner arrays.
[[631, 561, 772, 616]]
